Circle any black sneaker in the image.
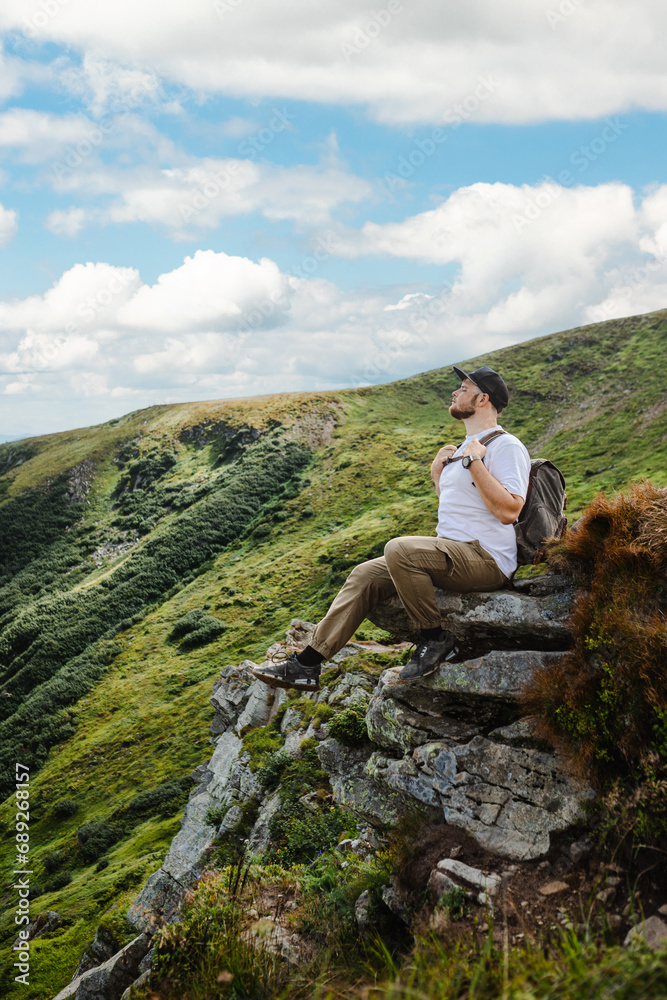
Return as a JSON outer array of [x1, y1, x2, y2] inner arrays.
[[248, 653, 320, 691], [399, 630, 459, 681]]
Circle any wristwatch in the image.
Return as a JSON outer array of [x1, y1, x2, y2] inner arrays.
[[462, 454, 482, 469]]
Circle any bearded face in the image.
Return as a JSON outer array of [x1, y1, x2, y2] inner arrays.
[[449, 393, 479, 420]]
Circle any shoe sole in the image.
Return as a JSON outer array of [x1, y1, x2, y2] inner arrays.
[[248, 667, 319, 692], [398, 661, 440, 681]]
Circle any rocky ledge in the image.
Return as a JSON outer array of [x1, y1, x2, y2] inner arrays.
[[367, 575, 576, 654], [67, 573, 596, 1000]]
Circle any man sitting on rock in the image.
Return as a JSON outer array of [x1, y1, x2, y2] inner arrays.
[[251, 365, 530, 691]]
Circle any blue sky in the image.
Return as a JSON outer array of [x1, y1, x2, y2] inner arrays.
[[1, 0, 667, 437]]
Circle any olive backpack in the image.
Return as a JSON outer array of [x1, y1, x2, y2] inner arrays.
[[445, 429, 567, 565]]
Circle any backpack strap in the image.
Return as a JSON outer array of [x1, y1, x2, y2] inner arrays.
[[444, 428, 507, 466]]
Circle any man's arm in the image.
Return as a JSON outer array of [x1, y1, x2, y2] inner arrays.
[[462, 438, 524, 524], [430, 445, 457, 497]]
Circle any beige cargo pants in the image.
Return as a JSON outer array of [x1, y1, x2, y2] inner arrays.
[[309, 535, 508, 660]]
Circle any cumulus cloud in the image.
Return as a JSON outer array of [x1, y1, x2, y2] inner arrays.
[[118, 250, 291, 332], [3, 1, 667, 124], [334, 179, 653, 335], [2, 182, 667, 433], [47, 153, 371, 238], [0, 200, 17, 244]]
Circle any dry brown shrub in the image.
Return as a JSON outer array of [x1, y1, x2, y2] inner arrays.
[[522, 480, 667, 784]]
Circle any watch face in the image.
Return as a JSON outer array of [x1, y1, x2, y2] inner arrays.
[[462, 455, 471, 468]]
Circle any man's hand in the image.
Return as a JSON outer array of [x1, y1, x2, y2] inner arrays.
[[430, 444, 457, 495], [461, 438, 486, 459], [463, 445, 524, 524]]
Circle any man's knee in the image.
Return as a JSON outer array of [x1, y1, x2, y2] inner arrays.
[[384, 536, 407, 570], [346, 556, 383, 585]]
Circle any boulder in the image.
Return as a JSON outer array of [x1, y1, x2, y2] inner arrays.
[[366, 652, 563, 752], [248, 791, 282, 853], [317, 738, 404, 827], [73, 926, 119, 979], [436, 859, 502, 896], [53, 933, 150, 1000], [368, 584, 574, 654], [624, 915, 667, 951], [422, 737, 594, 860], [128, 731, 243, 932]]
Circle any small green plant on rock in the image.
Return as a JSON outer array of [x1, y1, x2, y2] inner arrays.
[[435, 885, 467, 921], [328, 704, 370, 746]]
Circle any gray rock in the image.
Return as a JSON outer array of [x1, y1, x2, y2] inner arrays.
[[73, 926, 119, 979], [209, 666, 253, 734], [381, 878, 412, 924], [367, 653, 564, 754], [426, 737, 594, 860], [280, 706, 304, 734], [624, 915, 667, 950], [327, 672, 374, 708], [437, 859, 502, 896], [23, 910, 60, 941], [138, 945, 154, 975], [317, 738, 403, 827], [365, 752, 441, 810], [488, 717, 545, 748], [219, 804, 244, 832], [128, 731, 242, 931], [366, 669, 484, 752], [427, 869, 459, 901], [120, 969, 151, 1000], [234, 673, 276, 734], [53, 933, 150, 1000], [368, 588, 573, 653], [568, 840, 592, 864], [354, 889, 372, 935], [248, 791, 282, 853], [430, 650, 565, 702]]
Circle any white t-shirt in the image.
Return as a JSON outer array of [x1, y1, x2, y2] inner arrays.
[[436, 426, 531, 579]]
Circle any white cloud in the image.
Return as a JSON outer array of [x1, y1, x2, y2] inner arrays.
[[335, 180, 647, 334], [45, 207, 87, 237], [58, 54, 167, 116], [1, 183, 667, 434], [4, 1, 667, 124], [47, 153, 371, 238], [118, 250, 290, 332], [0, 200, 17, 244], [0, 108, 99, 163], [0, 42, 51, 104]]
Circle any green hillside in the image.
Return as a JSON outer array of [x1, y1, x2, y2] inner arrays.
[[0, 309, 666, 998]]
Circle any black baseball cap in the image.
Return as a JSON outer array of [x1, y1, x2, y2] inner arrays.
[[452, 365, 510, 412]]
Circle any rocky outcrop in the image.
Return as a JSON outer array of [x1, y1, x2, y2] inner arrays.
[[128, 672, 283, 934], [106, 576, 591, 999], [53, 933, 150, 1000], [367, 577, 575, 654]]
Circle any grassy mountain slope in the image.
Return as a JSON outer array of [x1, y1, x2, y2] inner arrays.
[[0, 308, 665, 998]]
